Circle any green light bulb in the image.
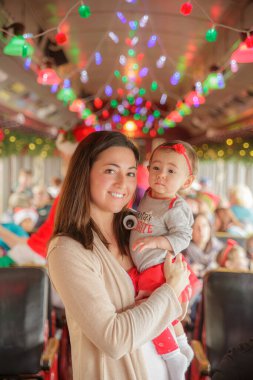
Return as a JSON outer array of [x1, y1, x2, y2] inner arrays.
[[78, 4, 91, 18], [206, 28, 217, 42]]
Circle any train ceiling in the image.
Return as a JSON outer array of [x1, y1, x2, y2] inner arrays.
[[0, 0, 253, 143]]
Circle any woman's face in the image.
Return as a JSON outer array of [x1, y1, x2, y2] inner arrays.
[[90, 146, 137, 217], [192, 214, 211, 246]]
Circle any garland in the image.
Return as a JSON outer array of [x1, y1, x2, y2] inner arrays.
[[0, 129, 56, 157], [195, 137, 253, 162], [1, 128, 253, 162]]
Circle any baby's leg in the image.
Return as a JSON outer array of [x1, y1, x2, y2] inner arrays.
[[174, 321, 194, 367], [153, 328, 187, 380]]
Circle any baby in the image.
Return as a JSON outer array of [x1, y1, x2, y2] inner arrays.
[[129, 140, 198, 380]]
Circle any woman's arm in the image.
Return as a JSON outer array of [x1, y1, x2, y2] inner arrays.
[[0, 225, 28, 248], [47, 241, 184, 360]]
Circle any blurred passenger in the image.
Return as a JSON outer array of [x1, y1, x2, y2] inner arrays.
[[246, 235, 253, 271], [47, 176, 62, 199], [214, 207, 246, 237], [13, 168, 33, 198], [216, 239, 249, 271], [229, 185, 253, 233], [184, 213, 224, 278], [31, 185, 52, 228], [0, 222, 29, 257], [184, 195, 200, 216], [13, 208, 39, 234], [0, 192, 31, 223]]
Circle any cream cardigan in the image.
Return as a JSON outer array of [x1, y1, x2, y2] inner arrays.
[[47, 235, 182, 380]]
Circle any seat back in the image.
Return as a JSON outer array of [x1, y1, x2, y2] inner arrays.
[[203, 270, 253, 373], [0, 267, 49, 376]]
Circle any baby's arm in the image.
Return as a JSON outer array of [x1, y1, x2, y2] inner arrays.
[[132, 235, 174, 253]]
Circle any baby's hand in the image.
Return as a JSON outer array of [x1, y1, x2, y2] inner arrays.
[[132, 237, 159, 253]]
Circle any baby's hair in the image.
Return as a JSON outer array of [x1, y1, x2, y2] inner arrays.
[[149, 140, 198, 175]]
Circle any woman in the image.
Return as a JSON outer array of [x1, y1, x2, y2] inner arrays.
[[47, 131, 189, 380], [184, 212, 223, 278]]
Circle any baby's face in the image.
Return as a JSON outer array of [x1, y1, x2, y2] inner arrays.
[[148, 148, 191, 198]]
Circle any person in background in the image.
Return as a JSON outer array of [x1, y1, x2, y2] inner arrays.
[[184, 195, 200, 216], [0, 222, 29, 266], [47, 131, 190, 380], [246, 235, 253, 271], [13, 207, 39, 234], [216, 239, 249, 271], [214, 206, 246, 237], [31, 185, 52, 228], [129, 140, 198, 380], [13, 168, 33, 198], [229, 185, 253, 234], [47, 176, 63, 199], [184, 212, 224, 278], [0, 192, 31, 223], [0, 132, 78, 267]]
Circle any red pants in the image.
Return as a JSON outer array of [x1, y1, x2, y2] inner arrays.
[[128, 258, 199, 355]]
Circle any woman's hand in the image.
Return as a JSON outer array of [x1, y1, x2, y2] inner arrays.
[[164, 253, 190, 297]]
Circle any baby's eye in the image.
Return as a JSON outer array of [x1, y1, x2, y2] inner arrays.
[[152, 166, 160, 171], [168, 169, 175, 174]]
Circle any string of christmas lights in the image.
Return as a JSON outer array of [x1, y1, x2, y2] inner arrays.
[[1, 0, 253, 139]]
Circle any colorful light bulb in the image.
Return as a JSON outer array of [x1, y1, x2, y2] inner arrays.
[[95, 52, 102, 65], [108, 32, 119, 44], [105, 85, 113, 96], [139, 15, 149, 28], [170, 72, 181, 85], [147, 35, 157, 48], [206, 27, 218, 42], [151, 81, 158, 91], [55, 32, 67, 45], [78, 4, 91, 18], [116, 12, 127, 23], [180, 2, 193, 16], [245, 35, 253, 48], [230, 59, 238, 73], [139, 67, 149, 77]]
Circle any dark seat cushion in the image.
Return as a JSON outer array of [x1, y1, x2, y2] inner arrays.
[[0, 267, 49, 375], [203, 271, 253, 373]]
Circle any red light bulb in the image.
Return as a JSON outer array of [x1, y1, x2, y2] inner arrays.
[[55, 32, 67, 45], [150, 129, 157, 138], [102, 110, 109, 119], [180, 2, 193, 16], [245, 35, 253, 48], [94, 97, 103, 109]]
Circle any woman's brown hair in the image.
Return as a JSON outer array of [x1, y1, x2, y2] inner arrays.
[[52, 131, 139, 256]]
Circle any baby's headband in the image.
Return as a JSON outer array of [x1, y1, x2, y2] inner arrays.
[[219, 239, 238, 267], [160, 143, 192, 175]]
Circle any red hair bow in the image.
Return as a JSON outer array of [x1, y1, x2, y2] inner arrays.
[[219, 239, 238, 267], [171, 143, 186, 154]]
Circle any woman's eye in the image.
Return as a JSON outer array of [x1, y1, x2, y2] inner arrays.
[[127, 172, 136, 177], [105, 169, 115, 174]]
